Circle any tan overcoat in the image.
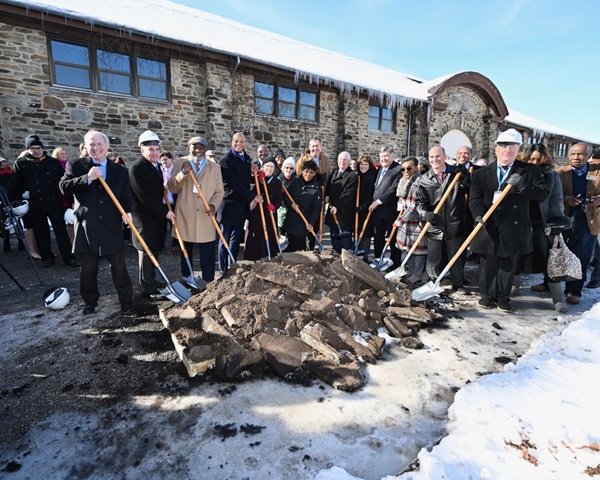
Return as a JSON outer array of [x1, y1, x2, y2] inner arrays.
[[167, 156, 224, 243]]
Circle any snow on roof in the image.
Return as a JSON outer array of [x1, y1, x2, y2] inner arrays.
[[6, 0, 596, 143], [506, 109, 596, 144], [13, 0, 428, 107]]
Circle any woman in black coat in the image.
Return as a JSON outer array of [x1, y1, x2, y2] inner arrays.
[[355, 155, 377, 260], [282, 160, 323, 252], [244, 159, 283, 260]]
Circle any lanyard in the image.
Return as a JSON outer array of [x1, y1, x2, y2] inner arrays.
[[190, 158, 206, 177], [497, 165, 511, 188]]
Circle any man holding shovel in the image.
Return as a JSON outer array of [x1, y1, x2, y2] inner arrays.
[[129, 131, 175, 300], [468, 129, 549, 311], [59, 130, 134, 316], [416, 146, 470, 292]]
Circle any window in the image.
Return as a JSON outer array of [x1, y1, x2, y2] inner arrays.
[[527, 134, 543, 145], [368, 104, 395, 132], [556, 142, 569, 158], [254, 81, 318, 121], [49, 39, 168, 100]]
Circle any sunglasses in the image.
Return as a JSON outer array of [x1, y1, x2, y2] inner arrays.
[[401, 166, 413, 172]]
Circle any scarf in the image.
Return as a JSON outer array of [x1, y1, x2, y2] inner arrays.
[[396, 172, 418, 199]]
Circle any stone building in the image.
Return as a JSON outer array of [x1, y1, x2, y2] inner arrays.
[[0, 0, 597, 166]]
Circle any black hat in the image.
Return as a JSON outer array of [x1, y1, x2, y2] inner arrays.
[[275, 149, 285, 157], [25, 135, 43, 149]]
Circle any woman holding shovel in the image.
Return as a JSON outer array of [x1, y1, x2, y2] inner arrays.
[[277, 157, 297, 240], [355, 155, 377, 261], [244, 159, 282, 260], [282, 160, 323, 252]]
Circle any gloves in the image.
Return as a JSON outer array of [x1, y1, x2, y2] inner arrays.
[[266, 203, 276, 212], [257, 170, 266, 182], [424, 212, 441, 224], [393, 219, 403, 228], [506, 173, 525, 192], [475, 216, 485, 226]]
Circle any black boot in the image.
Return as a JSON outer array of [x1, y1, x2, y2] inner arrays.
[[3, 238, 10, 252], [17, 238, 25, 251]]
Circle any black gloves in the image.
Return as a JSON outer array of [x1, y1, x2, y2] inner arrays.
[[507, 173, 526, 192], [424, 211, 441, 224], [475, 216, 485, 226]]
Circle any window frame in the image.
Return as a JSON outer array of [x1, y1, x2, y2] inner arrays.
[[48, 36, 170, 101], [254, 79, 319, 122], [368, 102, 396, 133]]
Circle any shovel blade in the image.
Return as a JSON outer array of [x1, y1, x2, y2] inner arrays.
[[161, 282, 191, 304], [370, 257, 394, 272], [385, 265, 408, 281], [278, 235, 289, 251], [411, 281, 444, 302], [183, 275, 207, 292]]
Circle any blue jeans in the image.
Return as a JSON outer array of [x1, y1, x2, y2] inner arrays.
[[219, 224, 244, 272], [564, 212, 597, 297]]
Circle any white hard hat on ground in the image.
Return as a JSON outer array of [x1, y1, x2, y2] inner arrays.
[[44, 287, 70, 309]]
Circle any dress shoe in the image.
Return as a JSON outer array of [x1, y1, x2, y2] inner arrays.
[[451, 285, 468, 293], [478, 298, 494, 309], [497, 300, 511, 312], [566, 293, 581, 305], [554, 302, 568, 314], [531, 283, 549, 292], [43, 257, 55, 268], [64, 257, 80, 267], [82, 304, 96, 315], [585, 280, 600, 289], [121, 303, 135, 316]]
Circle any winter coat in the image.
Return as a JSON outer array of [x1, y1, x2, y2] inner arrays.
[[468, 160, 549, 257], [415, 164, 470, 241], [371, 162, 402, 220], [244, 175, 283, 260], [283, 176, 323, 237], [9, 152, 65, 213], [277, 172, 296, 229], [395, 173, 427, 254], [129, 157, 168, 252], [167, 156, 224, 244], [59, 157, 132, 256], [219, 149, 255, 226], [556, 163, 600, 235], [324, 168, 358, 231], [295, 151, 331, 186]]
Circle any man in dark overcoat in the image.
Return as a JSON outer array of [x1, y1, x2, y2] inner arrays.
[[469, 129, 549, 311], [324, 151, 358, 253], [129, 130, 175, 299], [368, 145, 403, 268], [218, 132, 261, 272], [59, 130, 134, 316]]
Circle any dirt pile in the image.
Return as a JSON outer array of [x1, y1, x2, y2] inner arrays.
[[160, 249, 446, 391]]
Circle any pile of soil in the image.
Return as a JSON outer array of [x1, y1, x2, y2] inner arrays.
[[161, 249, 446, 391]]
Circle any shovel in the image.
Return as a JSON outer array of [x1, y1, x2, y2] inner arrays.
[[259, 171, 287, 253], [354, 176, 360, 244], [350, 209, 373, 257], [98, 177, 190, 305], [187, 173, 236, 267], [386, 171, 463, 281], [282, 184, 325, 252], [163, 191, 206, 292], [254, 170, 272, 259], [370, 217, 401, 272], [331, 210, 352, 239], [412, 184, 513, 301]]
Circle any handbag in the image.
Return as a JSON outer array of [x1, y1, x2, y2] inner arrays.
[[547, 233, 582, 282]]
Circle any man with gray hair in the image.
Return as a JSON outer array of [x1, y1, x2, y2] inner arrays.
[[60, 130, 134, 316], [369, 145, 403, 267], [556, 142, 600, 304]]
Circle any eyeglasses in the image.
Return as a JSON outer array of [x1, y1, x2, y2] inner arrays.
[[401, 166, 413, 172], [284, 166, 294, 170], [496, 142, 519, 149]]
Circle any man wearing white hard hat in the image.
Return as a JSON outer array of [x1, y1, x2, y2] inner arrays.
[[129, 131, 176, 299], [468, 128, 549, 312]]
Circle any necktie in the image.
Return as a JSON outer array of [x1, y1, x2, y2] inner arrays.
[[377, 169, 386, 186], [438, 172, 443, 182], [195, 160, 200, 171]]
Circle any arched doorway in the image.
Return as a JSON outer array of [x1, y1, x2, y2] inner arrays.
[[440, 130, 472, 161]]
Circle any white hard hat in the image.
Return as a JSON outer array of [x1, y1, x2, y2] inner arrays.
[[64, 208, 75, 225], [138, 130, 161, 147], [44, 287, 70, 309], [11, 200, 29, 217]]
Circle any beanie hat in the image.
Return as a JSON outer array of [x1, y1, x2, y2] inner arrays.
[[25, 135, 44, 149], [262, 158, 276, 168], [282, 157, 296, 171]]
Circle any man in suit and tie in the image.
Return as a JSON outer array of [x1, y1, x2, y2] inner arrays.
[[324, 151, 358, 253], [368, 145, 403, 267], [59, 130, 135, 316], [129, 131, 175, 300], [469, 129, 549, 311], [416, 146, 470, 291]]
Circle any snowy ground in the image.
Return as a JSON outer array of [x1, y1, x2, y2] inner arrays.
[[2, 264, 599, 479]]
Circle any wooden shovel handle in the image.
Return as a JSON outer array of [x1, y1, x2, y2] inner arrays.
[[282, 184, 317, 237], [260, 176, 280, 244], [163, 191, 190, 260], [253, 170, 271, 244]]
